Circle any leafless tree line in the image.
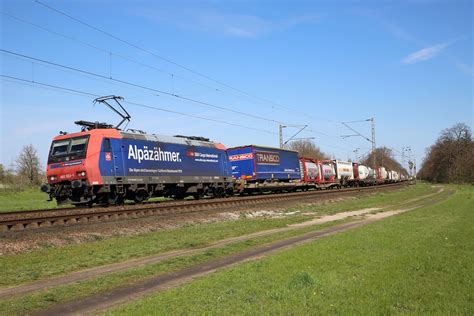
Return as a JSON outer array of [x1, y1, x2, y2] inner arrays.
[[361, 147, 408, 175], [418, 123, 473, 183]]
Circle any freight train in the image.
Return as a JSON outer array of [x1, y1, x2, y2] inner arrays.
[[41, 121, 407, 206]]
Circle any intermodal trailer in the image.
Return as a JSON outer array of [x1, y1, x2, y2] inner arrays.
[[227, 145, 300, 193]]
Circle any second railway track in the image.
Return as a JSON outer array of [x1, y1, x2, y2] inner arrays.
[[0, 182, 410, 232]]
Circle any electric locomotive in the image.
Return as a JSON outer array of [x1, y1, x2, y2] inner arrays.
[[41, 96, 233, 206]]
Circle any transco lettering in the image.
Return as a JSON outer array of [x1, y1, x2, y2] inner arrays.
[[128, 145, 181, 164], [256, 151, 280, 165]]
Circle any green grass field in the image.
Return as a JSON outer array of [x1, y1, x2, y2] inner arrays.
[[0, 183, 433, 286], [1, 183, 465, 315], [108, 185, 473, 315], [0, 187, 173, 213], [0, 187, 62, 212]]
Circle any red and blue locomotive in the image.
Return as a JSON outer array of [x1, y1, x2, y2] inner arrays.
[[42, 120, 233, 206]]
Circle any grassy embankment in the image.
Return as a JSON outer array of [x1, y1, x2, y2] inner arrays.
[[108, 185, 473, 315], [0, 187, 173, 213], [0, 183, 444, 314], [0, 187, 60, 212]]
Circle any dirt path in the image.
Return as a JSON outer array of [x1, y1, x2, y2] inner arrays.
[[33, 208, 425, 316], [0, 187, 445, 301]]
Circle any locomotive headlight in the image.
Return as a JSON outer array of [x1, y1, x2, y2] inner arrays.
[[50, 175, 57, 181], [77, 171, 86, 177]]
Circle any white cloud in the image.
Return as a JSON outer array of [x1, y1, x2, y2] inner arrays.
[[401, 43, 449, 64], [134, 7, 319, 38]]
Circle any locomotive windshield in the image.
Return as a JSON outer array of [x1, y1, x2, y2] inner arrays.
[[48, 136, 89, 163]]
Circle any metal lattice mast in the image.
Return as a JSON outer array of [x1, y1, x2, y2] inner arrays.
[[371, 118, 376, 168], [279, 124, 284, 148]]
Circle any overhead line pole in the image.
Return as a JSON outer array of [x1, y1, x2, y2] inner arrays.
[[371, 117, 376, 168], [340, 118, 376, 167], [279, 125, 286, 148]]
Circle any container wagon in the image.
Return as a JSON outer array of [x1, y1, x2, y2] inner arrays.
[[227, 145, 300, 193]]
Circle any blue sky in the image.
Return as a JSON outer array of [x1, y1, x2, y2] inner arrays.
[[1, 0, 472, 172]]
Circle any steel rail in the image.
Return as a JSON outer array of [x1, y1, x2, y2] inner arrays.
[[0, 182, 410, 232]]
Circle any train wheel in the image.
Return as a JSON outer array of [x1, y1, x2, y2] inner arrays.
[[134, 190, 148, 203], [193, 189, 205, 200], [214, 187, 225, 198], [107, 192, 121, 205]]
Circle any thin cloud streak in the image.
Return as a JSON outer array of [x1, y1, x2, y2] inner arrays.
[[134, 7, 320, 38], [401, 43, 449, 64]]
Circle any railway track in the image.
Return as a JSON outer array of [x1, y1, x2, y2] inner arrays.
[[0, 182, 410, 232]]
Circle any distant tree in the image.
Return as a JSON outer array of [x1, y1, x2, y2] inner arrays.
[[362, 147, 408, 175], [418, 123, 473, 183], [16, 144, 42, 185], [286, 140, 329, 160], [0, 164, 4, 182]]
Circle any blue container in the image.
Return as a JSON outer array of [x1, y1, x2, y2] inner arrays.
[[227, 145, 300, 181]]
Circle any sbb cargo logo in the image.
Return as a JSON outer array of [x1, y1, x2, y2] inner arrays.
[[256, 151, 280, 165], [229, 153, 254, 161]]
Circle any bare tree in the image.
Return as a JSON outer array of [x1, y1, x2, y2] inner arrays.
[[440, 122, 472, 142], [285, 140, 329, 160], [418, 123, 473, 183], [16, 144, 42, 185], [0, 164, 4, 182], [362, 147, 408, 175]]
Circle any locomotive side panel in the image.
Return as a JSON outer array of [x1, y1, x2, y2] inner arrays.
[[100, 136, 231, 185]]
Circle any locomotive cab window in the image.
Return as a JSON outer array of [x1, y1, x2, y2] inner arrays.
[[103, 138, 111, 152], [70, 138, 88, 154], [51, 140, 69, 156], [48, 136, 89, 163]]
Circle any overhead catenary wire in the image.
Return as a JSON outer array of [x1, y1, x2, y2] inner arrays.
[[1, 11, 353, 145], [0, 49, 288, 125], [1, 73, 351, 151], [0, 12, 228, 94], [34, 0, 290, 111], [34, 0, 339, 124], [0, 74, 277, 135], [1, 49, 349, 147]]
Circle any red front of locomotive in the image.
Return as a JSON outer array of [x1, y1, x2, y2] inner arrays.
[[41, 129, 121, 205]]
